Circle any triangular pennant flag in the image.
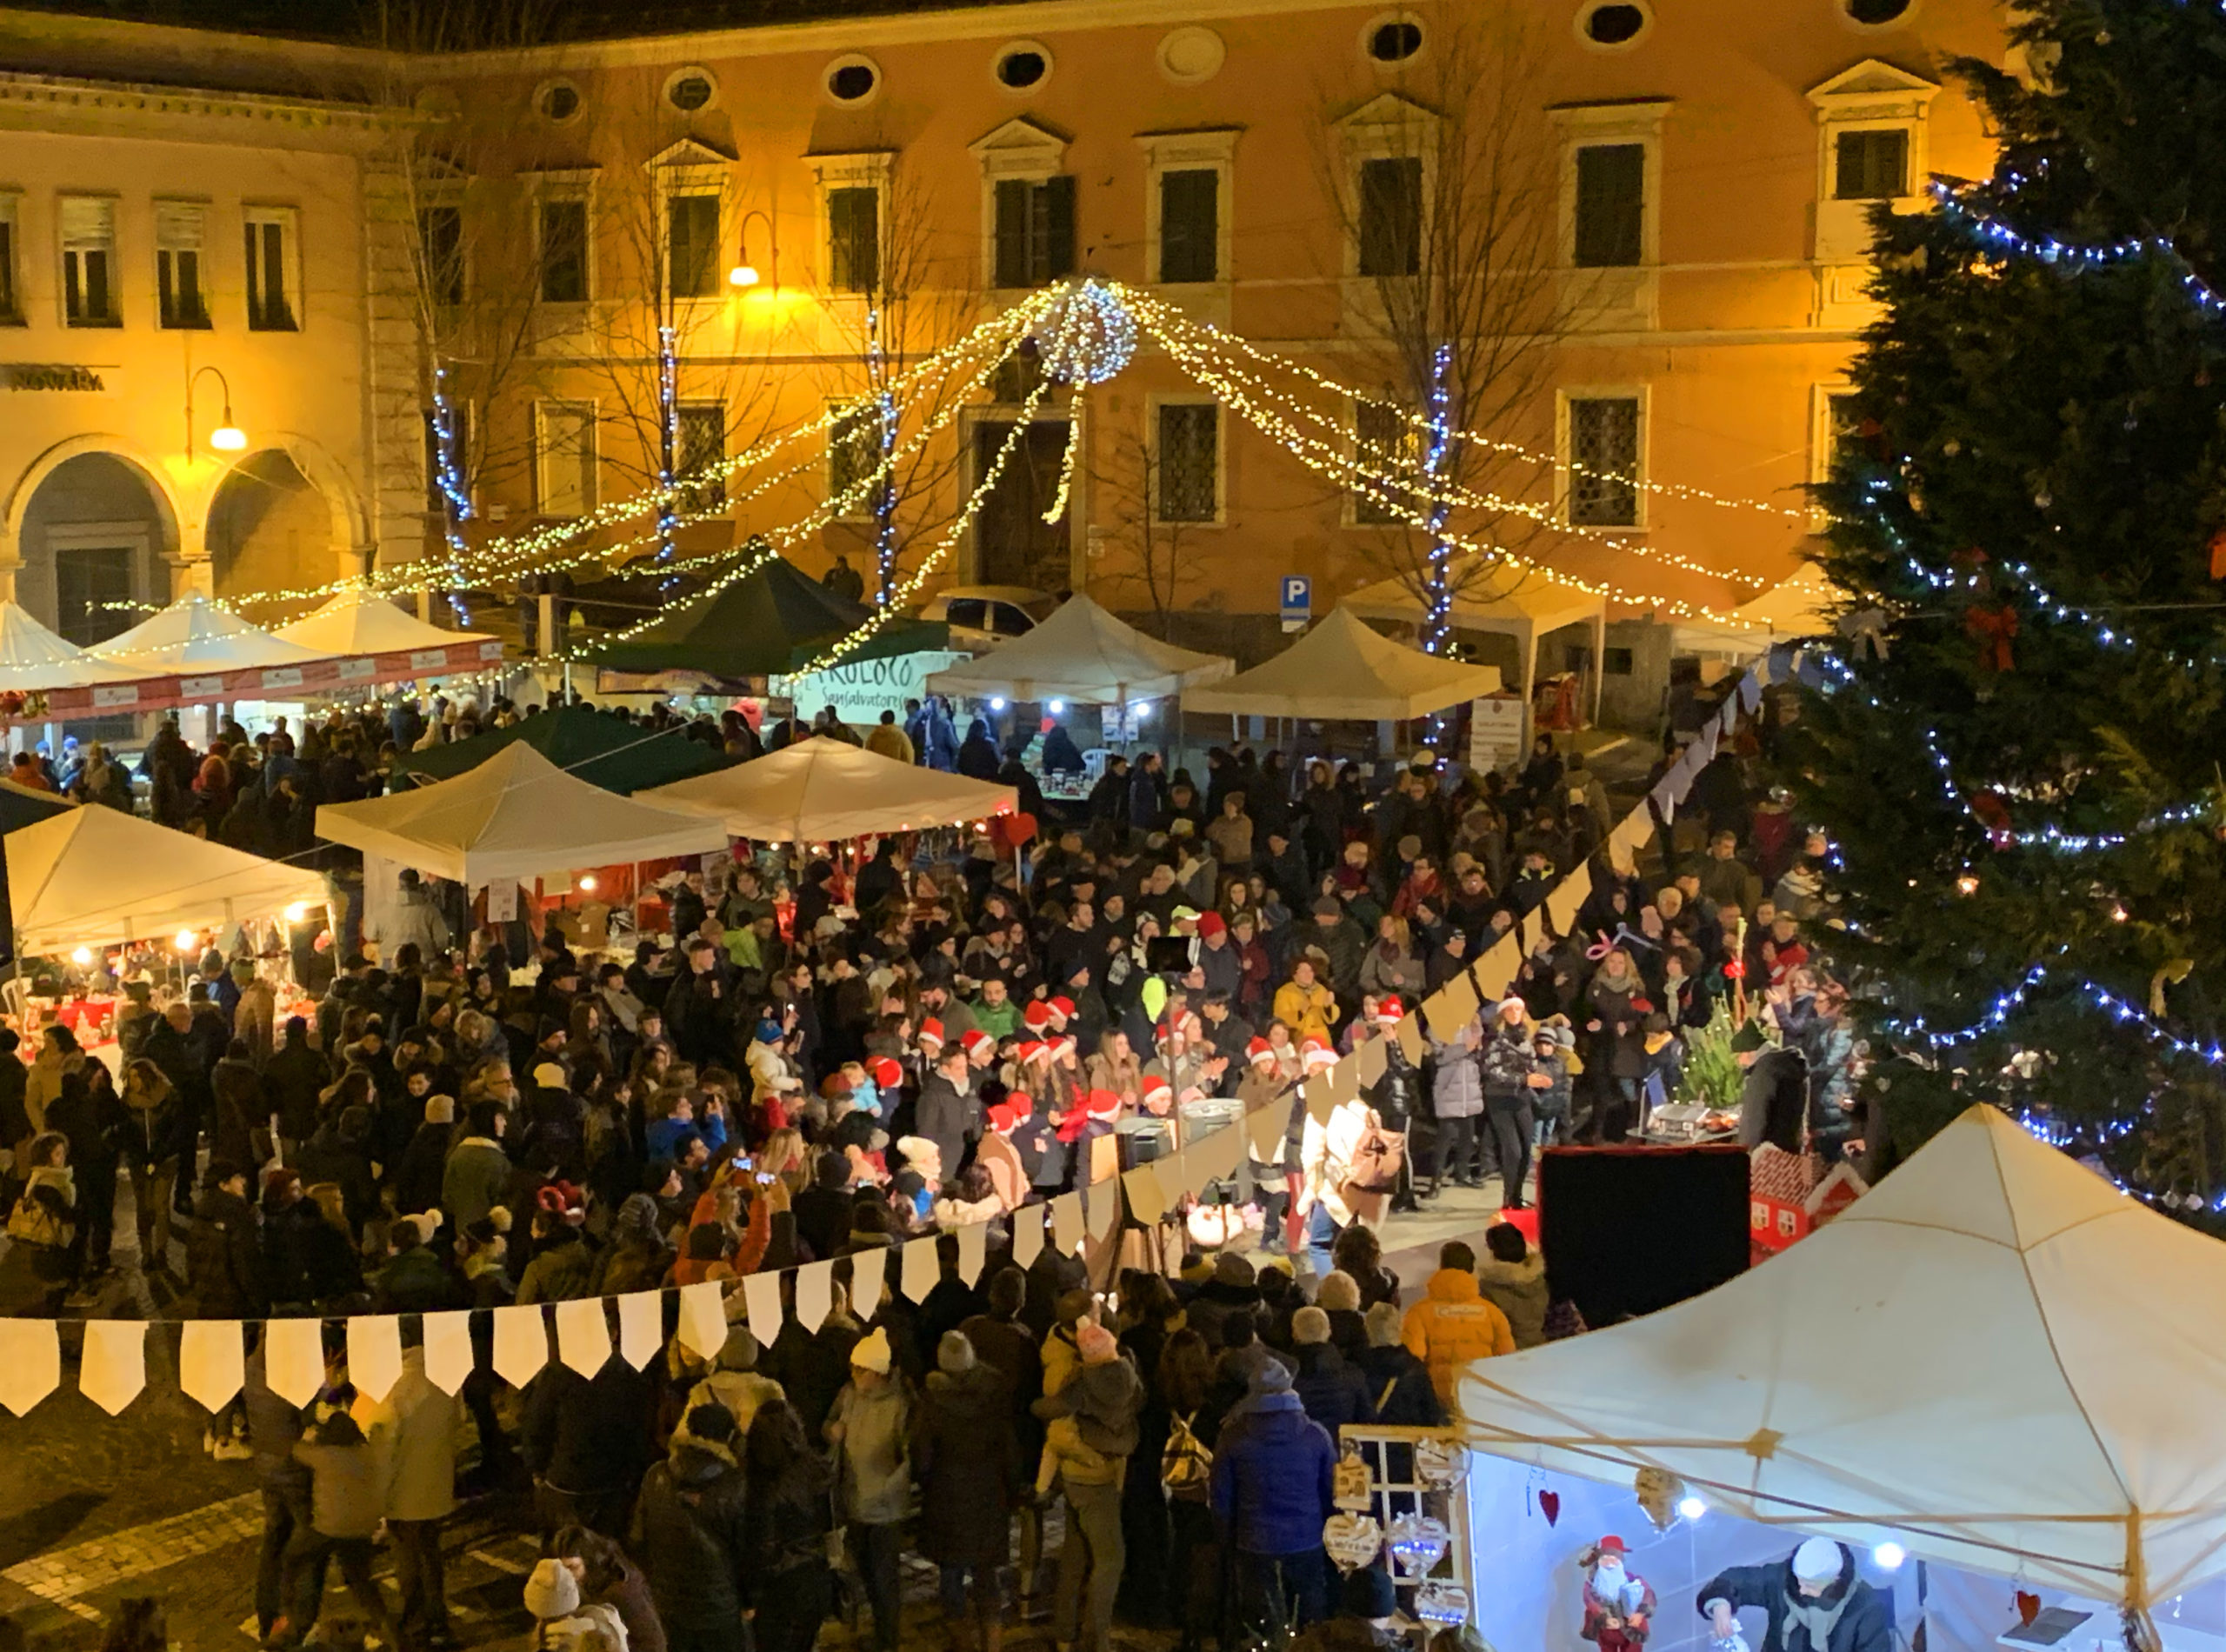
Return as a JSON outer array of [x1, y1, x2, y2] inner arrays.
[[1395, 1014, 1425, 1065], [1740, 670, 1762, 712], [265, 1317, 326, 1409], [178, 1321, 244, 1415], [555, 1298, 612, 1377], [1249, 1102, 1289, 1168], [850, 1244, 889, 1320], [1719, 695, 1739, 737], [1424, 973, 1482, 1044], [795, 1260, 835, 1333], [1195, 1120, 1242, 1183], [1090, 1173, 1122, 1238], [1472, 936, 1520, 1003], [423, 1310, 475, 1394], [617, 1293, 663, 1371], [1354, 1035, 1389, 1089], [901, 1236, 941, 1303], [492, 1305, 550, 1389], [744, 1269, 785, 1347], [1051, 1191, 1084, 1256], [1546, 863, 1593, 936], [1011, 1202, 1045, 1269], [676, 1280, 728, 1363], [1305, 1079, 1336, 1125], [0, 1318, 61, 1416], [1123, 1164, 1166, 1227], [956, 1220, 989, 1285], [347, 1315, 403, 1402], [1649, 779, 1676, 825], [80, 1320, 147, 1416], [1696, 721, 1721, 764], [1153, 1146, 1195, 1212]]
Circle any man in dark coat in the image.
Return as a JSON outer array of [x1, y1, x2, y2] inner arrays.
[[1700, 1538, 1892, 1652], [521, 1352, 659, 1538], [263, 1018, 330, 1151], [1288, 1308, 1375, 1432], [634, 1402, 752, 1649], [915, 1044, 975, 1180], [663, 936, 730, 1069], [187, 1160, 267, 1319], [1735, 1023, 1812, 1155]]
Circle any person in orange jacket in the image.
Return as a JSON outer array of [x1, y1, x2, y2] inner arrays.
[[1398, 1239, 1516, 1410]]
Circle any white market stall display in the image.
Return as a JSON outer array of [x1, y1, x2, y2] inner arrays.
[[94, 590, 330, 676], [1672, 560, 1850, 662], [923, 592, 1234, 706], [5, 805, 326, 953], [271, 585, 505, 679], [0, 601, 160, 693], [1343, 557, 1607, 746], [639, 736, 1016, 844], [1448, 1104, 2226, 1650], [315, 742, 729, 885], [1184, 605, 1503, 721]]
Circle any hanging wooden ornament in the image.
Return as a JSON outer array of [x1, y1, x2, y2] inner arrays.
[[1416, 1580, 1473, 1628], [1416, 1436, 1470, 1489], [1323, 1513, 1384, 1574], [1538, 1489, 1562, 1527], [1386, 1512, 1452, 1579], [1333, 1451, 1375, 1512], [1635, 1467, 1685, 1532]]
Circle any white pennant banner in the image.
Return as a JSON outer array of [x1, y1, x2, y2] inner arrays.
[[491, 1304, 549, 1389], [423, 1310, 475, 1395], [80, 1320, 146, 1416], [794, 1260, 834, 1333], [347, 1315, 403, 1402], [676, 1281, 728, 1363], [555, 1298, 611, 1376], [179, 1321, 243, 1414], [900, 1236, 940, 1303], [850, 1245, 888, 1321], [617, 1292, 663, 1371], [744, 1269, 784, 1347], [0, 1319, 60, 1416], [265, 1317, 326, 1409]]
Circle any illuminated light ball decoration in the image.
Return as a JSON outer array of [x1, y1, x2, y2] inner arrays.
[[1033, 279, 1136, 385]]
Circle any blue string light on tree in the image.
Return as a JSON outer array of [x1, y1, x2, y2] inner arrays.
[[430, 366, 474, 626], [654, 324, 683, 597], [1419, 342, 1457, 657], [1033, 279, 1136, 385]]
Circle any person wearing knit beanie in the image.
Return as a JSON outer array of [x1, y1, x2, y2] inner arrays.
[[1076, 1320, 1118, 1364], [850, 1325, 893, 1375], [523, 1557, 580, 1621], [937, 1329, 976, 1375]]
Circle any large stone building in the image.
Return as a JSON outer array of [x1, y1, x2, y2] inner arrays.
[[0, 0, 2011, 718]]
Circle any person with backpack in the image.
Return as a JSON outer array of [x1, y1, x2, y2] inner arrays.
[[632, 1402, 750, 1652], [1210, 1358, 1339, 1638], [0, 1130, 75, 1313], [523, 1557, 630, 1650], [824, 1329, 911, 1652], [913, 1330, 1023, 1652], [1153, 1329, 1224, 1652]]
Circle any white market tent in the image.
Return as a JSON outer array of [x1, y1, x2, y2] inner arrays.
[[272, 586, 497, 655], [923, 593, 1233, 705], [1675, 560, 1848, 659], [1184, 606, 1503, 721], [639, 736, 1016, 844], [1343, 557, 1607, 738], [0, 601, 157, 691], [5, 805, 326, 952], [315, 741, 729, 885], [96, 590, 329, 675], [1454, 1104, 2226, 1609]]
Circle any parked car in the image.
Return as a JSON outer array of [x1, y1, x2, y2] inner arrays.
[[916, 585, 1057, 650]]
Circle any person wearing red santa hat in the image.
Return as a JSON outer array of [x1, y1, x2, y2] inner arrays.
[[917, 1016, 946, 1056], [960, 1029, 996, 1069], [1140, 1074, 1175, 1117], [1581, 1535, 1656, 1652], [1023, 999, 1055, 1036], [976, 1091, 1033, 1210], [1300, 1036, 1339, 1073]]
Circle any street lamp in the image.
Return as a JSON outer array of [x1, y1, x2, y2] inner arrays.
[[728, 209, 776, 290], [185, 363, 246, 457]]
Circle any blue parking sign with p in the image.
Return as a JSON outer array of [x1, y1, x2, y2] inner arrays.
[[1280, 575, 1311, 630]]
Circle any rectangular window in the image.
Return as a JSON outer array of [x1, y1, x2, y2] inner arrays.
[[1155, 403, 1219, 523], [676, 403, 727, 511], [1353, 400, 1417, 526], [536, 402, 595, 518], [244, 208, 298, 330], [419, 204, 465, 308], [154, 201, 209, 330], [827, 186, 879, 295], [423, 401, 473, 517], [667, 193, 720, 300], [1357, 157, 1422, 278], [1834, 129, 1909, 201], [55, 547, 136, 648], [0, 197, 17, 323], [992, 175, 1076, 289], [1574, 143, 1645, 268], [538, 198, 588, 303], [828, 402, 882, 514], [1567, 396, 1642, 527], [1604, 646, 1636, 676], [60, 196, 119, 328], [1158, 168, 1219, 284]]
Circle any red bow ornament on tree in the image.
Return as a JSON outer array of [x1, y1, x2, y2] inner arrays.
[[1964, 603, 2019, 671]]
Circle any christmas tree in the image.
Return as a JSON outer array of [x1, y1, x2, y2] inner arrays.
[[1793, 0, 2226, 1209]]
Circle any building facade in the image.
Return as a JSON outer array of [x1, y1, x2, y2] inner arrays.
[[0, 0, 2012, 710]]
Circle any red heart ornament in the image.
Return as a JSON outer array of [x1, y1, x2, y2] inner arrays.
[[2016, 1593, 2042, 1626], [1538, 1489, 1561, 1527]]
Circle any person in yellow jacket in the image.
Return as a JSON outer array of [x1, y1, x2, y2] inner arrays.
[[1272, 954, 1339, 1045], [1399, 1239, 1516, 1411]]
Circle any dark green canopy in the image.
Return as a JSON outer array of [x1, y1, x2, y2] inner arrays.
[[395, 704, 730, 796], [584, 554, 949, 679]]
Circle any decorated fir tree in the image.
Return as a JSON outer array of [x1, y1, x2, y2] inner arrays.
[[1794, 0, 2226, 1206]]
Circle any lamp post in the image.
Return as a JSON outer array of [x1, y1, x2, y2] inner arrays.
[[184, 364, 246, 459], [727, 209, 777, 290]]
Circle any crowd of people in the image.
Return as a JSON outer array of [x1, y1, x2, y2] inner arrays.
[[0, 675, 1867, 1652]]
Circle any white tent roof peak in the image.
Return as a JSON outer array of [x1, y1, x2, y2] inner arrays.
[[1184, 606, 1503, 721], [1342, 557, 1606, 644], [96, 590, 328, 673], [640, 736, 1016, 844], [1455, 1105, 2226, 1607], [923, 594, 1233, 704], [272, 587, 495, 656], [315, 741, 730, 884], [0, 600, 157, 690]]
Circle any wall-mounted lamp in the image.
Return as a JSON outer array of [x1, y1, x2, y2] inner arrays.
[[186, 363, 246, 457], [729, 208, 777, 289]]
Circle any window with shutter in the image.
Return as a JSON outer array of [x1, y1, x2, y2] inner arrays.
[[992, 176, 1077, 288], [419, 205, 465, 308], [1574, 143, 1644, 268], [1567, 396, 1642, 526], [1158, 169, 1218, 284], [536, 403, 595, 518], [1833, 129, 1909, 201], [244, 210, 298, 331], [0, 206, 17, 323], [828, 186, 879, 294], [1357, 157, 1422, 278], [676, 403, 727, 510], [1156, 402, 1220, 523], [60, 196, 118, 328], [155, 201, 209, 330], [667, 195, 719, 299], [828, 402, 883, 513], [538, 198, 589, 303]]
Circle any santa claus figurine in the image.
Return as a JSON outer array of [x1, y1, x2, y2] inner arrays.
[[1581, 1535, 1656, 1651]]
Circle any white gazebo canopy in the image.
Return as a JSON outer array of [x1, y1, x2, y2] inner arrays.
[[0, 601, 157, 691], [1184, 606, 1502, 721], [1343, 557, 1608, 738], [1675, 560, 1849, 658], [639, 736, 1016, 844], [1455, 1104, 2226, 1608], [923, 593, 1232, 704], [272, 586, 497, 655], [6, 806, 326, 952], [316, 742, 730, 885], [96, 590, 329, 675]]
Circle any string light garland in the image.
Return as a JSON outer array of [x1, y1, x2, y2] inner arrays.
[[1929, 181, 2226, 316], [1419, 342, 1456, 655]]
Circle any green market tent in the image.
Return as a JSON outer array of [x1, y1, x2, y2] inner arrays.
[[585, 556, 949, 681], [397, 705, 730, 796]]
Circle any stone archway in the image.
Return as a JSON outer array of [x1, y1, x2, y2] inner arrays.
[[207, 448, 335, 600], [13, 451, 177, 644]]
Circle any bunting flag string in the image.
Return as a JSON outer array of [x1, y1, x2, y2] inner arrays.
[[0, 657, 1769, 1418]]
